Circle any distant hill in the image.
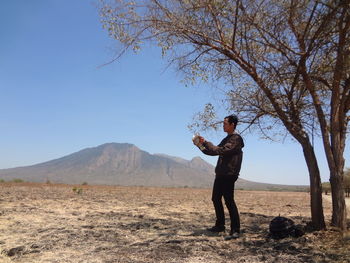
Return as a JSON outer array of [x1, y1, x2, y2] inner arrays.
[[0, 143, 308, 190]]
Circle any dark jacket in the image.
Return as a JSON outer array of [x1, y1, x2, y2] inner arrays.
[[202, 133, 244, 178]]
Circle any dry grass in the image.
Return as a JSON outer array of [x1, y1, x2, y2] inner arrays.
[[0, 182, 349, 263]]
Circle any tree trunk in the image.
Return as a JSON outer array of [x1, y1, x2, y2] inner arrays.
[[302, 143, 326, 230], [330, 170, 347, 230], [328, 109, 347, 229]]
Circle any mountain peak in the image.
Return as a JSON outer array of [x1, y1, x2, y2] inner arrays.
[[191, 156, 204, 162], [98, 142, 137, 149], [189, 156, 214, 173]]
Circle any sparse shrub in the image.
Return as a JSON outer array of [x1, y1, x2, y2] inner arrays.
[[302, 187, 310, 192], [46, 179, 51, 184], [322, 182, 331, 195], [344, 176, 350, 198], [82, 182, 88, 186], [0, 179, 5, 183], [72, 187, 83, 195], [12, 179, 23, 183]]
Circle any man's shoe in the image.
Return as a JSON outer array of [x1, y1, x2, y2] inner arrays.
[[206, 225, 225, 233], [224, 231, 240, 240]]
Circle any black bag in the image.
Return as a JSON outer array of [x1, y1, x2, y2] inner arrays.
[[269, 216, 302, 239]]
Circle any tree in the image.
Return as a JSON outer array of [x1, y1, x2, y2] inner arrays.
[[344, 168, 350, 197], [322, 182, 331, 195], [99, 0, 350, 230]]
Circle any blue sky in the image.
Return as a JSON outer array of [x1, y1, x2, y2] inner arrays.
[[0, 0, 348, 185]]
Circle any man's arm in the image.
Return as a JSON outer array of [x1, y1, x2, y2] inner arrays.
[[201, 135, 243, 156]]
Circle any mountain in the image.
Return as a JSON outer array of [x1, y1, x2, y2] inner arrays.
[[0, 143, 215, 187], [0, 143, 307, 190]]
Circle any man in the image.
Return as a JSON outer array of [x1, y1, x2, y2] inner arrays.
[[193, 115, 244, 239]]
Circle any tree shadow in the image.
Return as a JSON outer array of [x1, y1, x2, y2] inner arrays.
[[83, 210, 335, 262]]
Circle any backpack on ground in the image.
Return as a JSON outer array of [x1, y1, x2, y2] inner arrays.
[[269, 216, 304, 239]]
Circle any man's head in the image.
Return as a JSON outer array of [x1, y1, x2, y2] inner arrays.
[[223, 115, 238, 134]]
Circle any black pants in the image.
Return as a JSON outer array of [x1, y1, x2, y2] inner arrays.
[[212, 176, 240, 232]]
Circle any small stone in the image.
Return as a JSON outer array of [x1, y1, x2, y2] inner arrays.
[[30, 244, 40, 249], [7, 246, 25, 257], [342, 231, 350, 241]]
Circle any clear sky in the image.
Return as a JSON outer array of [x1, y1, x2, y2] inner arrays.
[[1, 0, 348, 185]]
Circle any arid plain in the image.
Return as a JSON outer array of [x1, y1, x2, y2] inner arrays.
[[0, 183, 349, 263]]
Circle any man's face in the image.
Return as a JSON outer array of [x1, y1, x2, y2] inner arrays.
[[223, 118, 235, 133]]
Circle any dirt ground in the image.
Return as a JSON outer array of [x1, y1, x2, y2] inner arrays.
[[0, 183, 349, 263]]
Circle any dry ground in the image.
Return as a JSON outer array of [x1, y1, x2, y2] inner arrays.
[[0, 183, 349, 263]]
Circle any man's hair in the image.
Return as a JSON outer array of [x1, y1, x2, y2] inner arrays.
[[225, 115, 238, 126]]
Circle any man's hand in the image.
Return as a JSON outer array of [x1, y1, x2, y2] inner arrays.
[[192, 135, 204, 145], [192, 135, 200, 146], [192, 135, 206, 150]]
